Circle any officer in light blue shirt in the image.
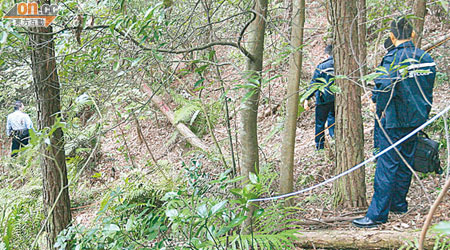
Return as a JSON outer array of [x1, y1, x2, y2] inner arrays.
[[6, 101, 34, 157]]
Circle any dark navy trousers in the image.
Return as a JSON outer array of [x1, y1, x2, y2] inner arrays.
[[315, 102, 335, 150], [11, 135, 29, 157], [366, 126, 418, 222]]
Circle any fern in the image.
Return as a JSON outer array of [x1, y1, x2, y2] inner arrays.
[[173, 102, 201, 124], [212, 229, 298, 250]]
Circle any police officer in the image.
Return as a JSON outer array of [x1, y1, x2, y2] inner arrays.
[[372, 38, 395, 152], [6, 101, 34, 157], [353, 17, 436, 228], [306, 45, 335, 150]]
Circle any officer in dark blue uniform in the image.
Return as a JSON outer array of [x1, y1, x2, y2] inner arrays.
[[353, 17, 436, 228], [307, 45, 335, 150], [372, 38, 395, 152]]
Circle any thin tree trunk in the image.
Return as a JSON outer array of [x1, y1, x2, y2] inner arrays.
[[142, 84, 210, 152], [330, 0, 367, 208], [280, 0, 305, 201], [30, 4, 72, 248], [240, 0, 267, 231], [418, 175, 450, 250], [413, 0, 427, 47]]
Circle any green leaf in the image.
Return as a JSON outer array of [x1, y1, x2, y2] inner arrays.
[[248, 77, 260, 86], [300, 87, 316, 102], [194, 78, 205, 88], [230, 188, 242, 196], [241, 90, 256, 104], [362, 72, 386, 82], [10, 31, 24, 43], [439, 0, 448, 12], [197, 204, 208, 218], [401, 58, 419, 64], [144, 3, 162, 20], [315, 77, 327, 84], [189, 110, 200, 126], [91, 172, 102, 178], [113, 61, 120, 71], [249, 172, 258, 184], [228, 216, 246, 228], [211, 200, 228, 215], [253, 209, 264, 218], [208, 50, 216, 60], [103, 224, 120, 232], [329, 85, 341, 94], [162, 192, 178, 201], [375, 66, 389, 74], [0, 31, 7, 44], [125, 215, 135, 231], [433, 221, 450, 234], [225, 176, 246, 184], [195, 65, 208, 74], [166, 209, 178, 218], [130, 57, 143, 67], [297, 102, 305, 116]]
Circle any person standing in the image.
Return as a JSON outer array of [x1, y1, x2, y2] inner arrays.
[[306, 45, 335, 150], [353, 17, 436, 228], [6, 101, 34, 157]]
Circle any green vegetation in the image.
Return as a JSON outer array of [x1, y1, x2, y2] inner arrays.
[[55, 159, 299, 249], [0, 0, 449, 249]]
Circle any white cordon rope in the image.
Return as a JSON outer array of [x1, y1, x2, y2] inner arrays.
[[248, 104, 450, 203]]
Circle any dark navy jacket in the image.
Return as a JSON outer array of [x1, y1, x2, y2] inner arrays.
[[374, 41, 436, 128], [308, 57, 335, 105]]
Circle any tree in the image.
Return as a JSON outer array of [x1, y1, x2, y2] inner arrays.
[[330, 0, 367, 207], [413, 0, 427, 47], [280, 0, 306, 200], [30, 1, 72, 247], [239, 0, 267, 230]]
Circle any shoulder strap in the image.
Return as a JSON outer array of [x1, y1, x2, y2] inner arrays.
[[418, 130, 430, 139]]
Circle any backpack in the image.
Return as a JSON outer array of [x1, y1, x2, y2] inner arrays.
[[413, 131, 442, 174]]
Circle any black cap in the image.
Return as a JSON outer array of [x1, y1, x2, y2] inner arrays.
[[391, 16, 413, 40]]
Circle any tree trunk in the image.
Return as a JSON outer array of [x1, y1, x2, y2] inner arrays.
[[330, 0, 367, 208], [30, 4, 72, 248], [280, 0, 305, 201], [413, 0, 427, 47], [240, 0, 267, 231], [142, 84, 210, 152], [295, 230, 437, 249]]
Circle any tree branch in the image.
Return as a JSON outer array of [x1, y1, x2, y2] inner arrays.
[[19, 17, 257, 60], [418, 176, 450, 250]]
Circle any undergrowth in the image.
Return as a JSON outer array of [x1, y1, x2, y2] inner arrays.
[[55, 157, 301, 249]]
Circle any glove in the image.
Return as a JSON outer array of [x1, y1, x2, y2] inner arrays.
[[303, 100, 310, 111]]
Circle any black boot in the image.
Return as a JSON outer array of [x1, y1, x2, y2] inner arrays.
[[352, 217, 382, 228]]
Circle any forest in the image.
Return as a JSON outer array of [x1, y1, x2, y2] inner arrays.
[[0, 0, 449, 249]]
